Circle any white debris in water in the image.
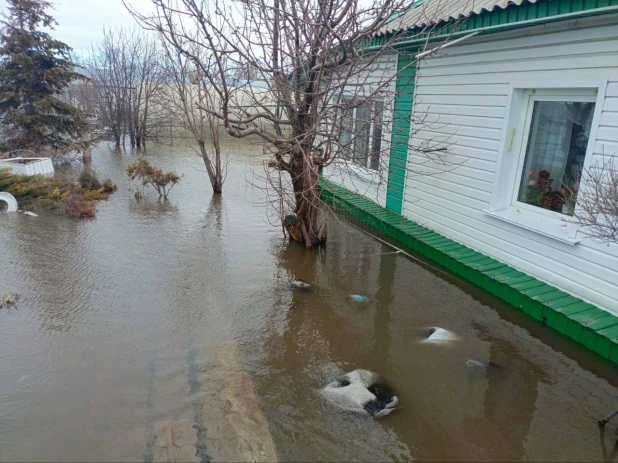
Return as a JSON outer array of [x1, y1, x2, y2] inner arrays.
[[291, 279, 312, 289], [423, 327, 457, 343], [320, 369, 398, 417], [22, 211, 38, 217], [465, 359, 486, 368], [0, 192, 18, 212]]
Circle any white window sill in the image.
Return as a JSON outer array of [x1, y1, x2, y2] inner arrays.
[[483, 207, 582, 245], [336, 159, 381, 184]]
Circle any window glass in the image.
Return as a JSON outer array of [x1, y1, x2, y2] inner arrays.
[[340, 97, 354, 159], [370, 100, 384, 171], [517, 100, 594, 216], [353, 102, 371, 167]]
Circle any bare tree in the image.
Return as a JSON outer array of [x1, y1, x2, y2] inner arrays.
[[126, 0, 457, 248], [565, 156, 618, 243], [86, 28, 164, 149], [67, 80, 98, 115], [128, 31, 165, 149], [87, 28, 128, 147], [231, 60, 262, 83], [159, 39, 225, 193]]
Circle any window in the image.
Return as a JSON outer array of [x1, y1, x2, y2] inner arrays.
[[486, 85, 603, 244], [340, 97, 354, 160], [353, 102, 371, 167], [516, 100, 595, 216], [338, 98, 385, 171], [371, 101, 384, 171]]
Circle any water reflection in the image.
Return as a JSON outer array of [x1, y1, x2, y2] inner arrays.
[[128, 199, 179, 217], [206, 194, 223, 233], [255, 217, 618, 462], [600, 426, 618, 462], [462, 322, 550, 461], [374, 249, 396, 360], [257, 239, 412, 462]]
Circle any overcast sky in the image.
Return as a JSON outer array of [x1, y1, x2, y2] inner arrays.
[[1, 0, 154, 54]]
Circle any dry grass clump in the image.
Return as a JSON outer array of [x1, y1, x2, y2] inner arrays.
[[83, 188, 109, 201], [0, 167, 66, 202], [62, 185, 97, 219], [0, 167, 116, 219]]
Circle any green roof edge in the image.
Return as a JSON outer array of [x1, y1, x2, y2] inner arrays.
[[320, 178, 618, 366]]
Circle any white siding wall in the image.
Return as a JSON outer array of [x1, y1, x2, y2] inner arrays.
[[406, 16, 618, 313], [324, 53, 398, 208]]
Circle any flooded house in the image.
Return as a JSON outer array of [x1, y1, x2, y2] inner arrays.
[[323, 0, 618, 362]]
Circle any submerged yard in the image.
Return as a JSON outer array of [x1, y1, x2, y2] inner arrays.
[[1, 140, 618, 462]]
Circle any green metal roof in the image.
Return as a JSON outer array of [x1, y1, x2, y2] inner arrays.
[[379, 0, 618, 38], [384, 0, 538, 33]]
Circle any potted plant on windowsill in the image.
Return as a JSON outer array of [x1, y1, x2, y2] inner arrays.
[[541, 190, 564, 212], [524, 170, 565, 213]]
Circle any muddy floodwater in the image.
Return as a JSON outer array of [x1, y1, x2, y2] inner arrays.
[[2, 140, 618, 462]]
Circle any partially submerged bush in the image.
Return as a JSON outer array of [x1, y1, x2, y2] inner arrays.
[[83, 188, 109, 201], [102, 178, 117, 193], [127, 159, 181, 200], [0, 168, 66, 202], [62, 185, 97, 219], [149, 171, 181, 200], [79, 169, 102, 190], [0, 167, 115, 219]]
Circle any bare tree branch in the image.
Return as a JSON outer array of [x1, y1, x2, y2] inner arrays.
[[566, 155, 618, 243], [124, 0, 464, 248]]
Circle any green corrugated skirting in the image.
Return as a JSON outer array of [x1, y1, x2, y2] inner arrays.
[[320, 179, 618, 366]]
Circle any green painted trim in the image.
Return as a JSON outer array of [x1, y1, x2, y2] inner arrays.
[[320, 179, 618, 366], [369, 0, 618, 49], [385, 52, 417, 214]]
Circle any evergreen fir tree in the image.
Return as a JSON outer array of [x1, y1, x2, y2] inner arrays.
[[0, 0, 89, 153]]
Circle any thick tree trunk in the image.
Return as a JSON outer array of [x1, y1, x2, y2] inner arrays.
[[214, 144, 223, 195], [212, 179, 222, 194], [112, 128, 121, 148], [287, 151, 325, 249], [128, 119, 136, 148], [199, 140, 223, 194]]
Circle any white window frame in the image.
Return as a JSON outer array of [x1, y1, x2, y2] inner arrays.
[[484, 80, 607, 245]]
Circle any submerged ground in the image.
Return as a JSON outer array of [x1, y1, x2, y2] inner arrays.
[[1, 140, 618, 462]]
